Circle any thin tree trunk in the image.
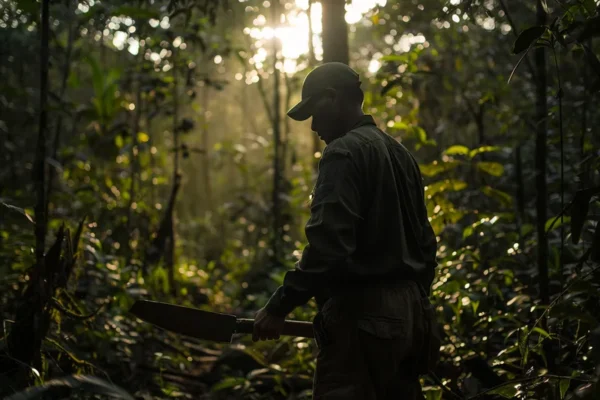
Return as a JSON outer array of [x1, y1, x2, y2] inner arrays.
[[307, 0, 316, 66], [173, 53, 180, 176], [126, 65, 142, 257], [34, 0, 50, 269], [271, 0, 282, 263], [201, 84, 213, 212], [46, 0, 75, 221], [307, 0, 321, 172], [169, 51, 180, 295], [515, 144, 525, 248], [580, 38, 591, 189], [282, 71, 292, 176], [534, 0, 551, 369], [129, 70, 142, 216]]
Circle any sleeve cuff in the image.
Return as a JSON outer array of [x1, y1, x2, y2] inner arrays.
[[264, 286, 296, 317]]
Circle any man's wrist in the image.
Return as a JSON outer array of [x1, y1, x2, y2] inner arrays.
[[264, 286, 295, 318]]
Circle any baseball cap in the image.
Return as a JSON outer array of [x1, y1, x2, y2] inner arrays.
[[287, 62, 361, 121]]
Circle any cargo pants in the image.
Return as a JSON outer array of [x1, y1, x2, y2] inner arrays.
[[312, 281, 427, 400]]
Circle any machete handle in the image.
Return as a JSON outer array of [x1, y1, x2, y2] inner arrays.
[[236, 319, 315, 339]]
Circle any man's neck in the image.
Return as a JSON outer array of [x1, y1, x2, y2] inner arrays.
[[325, 111, 366, 144], [343, 110, 366, 133]]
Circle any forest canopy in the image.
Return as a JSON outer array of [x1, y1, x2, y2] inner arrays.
[[1, 0, 599, 399]]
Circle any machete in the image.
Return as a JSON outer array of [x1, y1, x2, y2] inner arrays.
[[129, 300, 314, 343]]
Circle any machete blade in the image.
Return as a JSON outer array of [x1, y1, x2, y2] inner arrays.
[[129, 300, 237, 343]]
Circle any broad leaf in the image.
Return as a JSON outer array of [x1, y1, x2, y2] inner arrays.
[[560, 378, 570, 399], [477, 162, 505, 177], [582, 0, 597, 14], [419, 161, 461, 177], [5, 375, 134, 400], [532, 327, 551, 339], [444, 145, 470, 156], [211, 377, 247, 392], [487, 383, 519, 398], [425, 180, 468, 196], [482, 186, 513, 207], [469, 145, 501, 158], [513, 26, 546, 54], [571, 188, 596, 243], [545, 216, 571, 233]]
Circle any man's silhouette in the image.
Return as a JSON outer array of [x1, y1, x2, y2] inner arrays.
[[253, 62, 439, 399]]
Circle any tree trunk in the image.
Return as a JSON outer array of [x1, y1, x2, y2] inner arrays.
[[46, 0, 75, 221], [169, 50, 180, 295], [271, 0, 282, 263], [201, 84, 213, 212], [534, 0, 551, 369], [282, 72, 292, 176], [127, 66, 143, 246], [580, 38, 591, 189], [307, 0, 317, 66], [34, 0, 50, 270], [308, 0, 322, 172], [321, 0, 349, 64], [317, 0, 349, 171], [515, 144, 525, 248]]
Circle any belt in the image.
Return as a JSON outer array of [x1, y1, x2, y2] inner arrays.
[[315, 276, 422, 310]]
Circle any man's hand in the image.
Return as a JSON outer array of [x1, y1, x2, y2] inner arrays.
[[252, 307, 285, 342]]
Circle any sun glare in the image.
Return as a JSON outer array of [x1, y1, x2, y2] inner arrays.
[[247, 0, 387, 74]]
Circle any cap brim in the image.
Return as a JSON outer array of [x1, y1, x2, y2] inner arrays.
[[287, 96, 314, 121]]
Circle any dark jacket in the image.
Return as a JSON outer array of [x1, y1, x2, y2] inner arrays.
[[266, 115, 437, 317]]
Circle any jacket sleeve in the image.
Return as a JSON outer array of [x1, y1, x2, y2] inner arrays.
[[265, 147, 364, 317]]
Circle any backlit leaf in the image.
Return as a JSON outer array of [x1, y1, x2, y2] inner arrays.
[[419, 161, 461, 177], [444, 145, 470, 156], [469, 145, 501, 158], [425, 180, 468, 196], [477, 162, 505, 177]]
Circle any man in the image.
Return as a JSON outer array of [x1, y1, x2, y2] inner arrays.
[[253, 62, 438, 399]]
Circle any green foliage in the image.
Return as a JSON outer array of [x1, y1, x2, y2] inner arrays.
[[5, 375, 134, 400]]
